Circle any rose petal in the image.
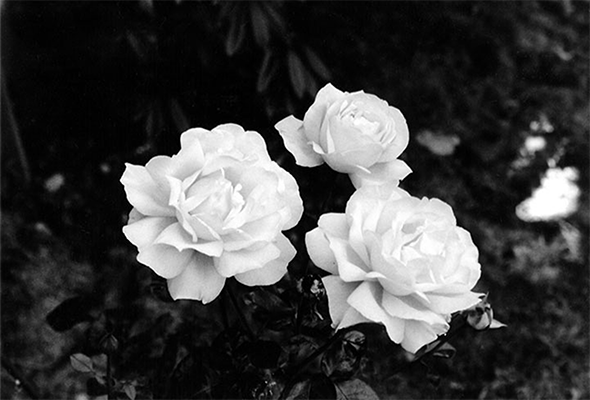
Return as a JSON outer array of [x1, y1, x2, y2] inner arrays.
[[123, 216, 175, 249], [423, 292, 482, 314], [121, 164, 173, 217], [137, 244, 192, 279], [322, 275, 360, 328], [306, 227, 338, 275], [215, 241, 280, 278], [339, 307, 372, 330], [323, 142, 384, 173], [234, 233, 294, 286], [303, 83, 344, 145], [400, 320, 443, 354], [350, 160, 412, 188], [318, 213, 349, 240], [154, 222, 224, 257], [380, 107, 410, 160], [329, 237, 369, 282], [347, 281, 405, 343], [382, 292, 448, 326], [167, 252, 226, 303], [275, 116, 324, 167]]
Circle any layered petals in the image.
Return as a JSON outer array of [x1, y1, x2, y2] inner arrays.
[[275, 83, 411, 188], [307, 185, 483, 353], [121, 124, 303, 303]]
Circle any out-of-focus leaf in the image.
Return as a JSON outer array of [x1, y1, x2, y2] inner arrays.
[[70, 353, 94, 373], [123, 383, 137, 400], [86, 377, 107, 396], [335, 379, 380, 400], [46, 295, 97, 331], [303, 47, 331, 81], [168, 98, 190, 134], [251, 3, 270, 46], [257, 51, 277, 93], [226, 19, 246, 56], [288, 51, 307, 99], [149, 278, 174, 302], [260, 1, 287, 36]]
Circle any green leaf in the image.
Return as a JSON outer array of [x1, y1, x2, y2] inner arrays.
[[70, 353, 94, 373], [335, 379, 379, 400]]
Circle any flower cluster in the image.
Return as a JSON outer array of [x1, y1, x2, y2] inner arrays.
[[121, 83, 484, 353]]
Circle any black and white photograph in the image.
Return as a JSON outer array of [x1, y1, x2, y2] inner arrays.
[[1, 1, 588, 399]]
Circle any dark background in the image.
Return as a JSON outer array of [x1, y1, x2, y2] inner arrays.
[[1, 1, 588, 399]]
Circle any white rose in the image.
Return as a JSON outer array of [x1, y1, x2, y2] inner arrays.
[[275, 83, 411, 188], [121, 124, 303, 303], [306, 184, 482, 353]]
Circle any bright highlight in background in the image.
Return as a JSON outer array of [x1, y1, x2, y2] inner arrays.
[[516, 166, 580, 222]]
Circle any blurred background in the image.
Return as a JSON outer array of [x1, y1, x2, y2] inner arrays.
[[1, 1, 588, 399]]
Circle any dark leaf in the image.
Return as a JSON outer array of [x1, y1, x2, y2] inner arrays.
[[46, 295, 97, 331], [285, 375, 337, 400], [257, 51, 276, 93], [309, 374, 337, 400], [86, 377, 107, 396], [321, 331, 366, 380], [245, 289, 294, 331], [226, 18, 246, 56], [250, 3, 270, 46], [432, 342, 456, 359], [246, 340, 282, 369], [303, 47, 331, 81], [168, 98, 190, 134], [123, 383, 137, 400], [335, 379, 379, 400], [260, 1, 287, 36], [149, 278, 174, 302], [288, 51, 307, 99], [70, 353, 94, 373]]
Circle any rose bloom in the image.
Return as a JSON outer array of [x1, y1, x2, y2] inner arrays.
[[306, 184, 482, 353], [275, 83, 411, 188], [121, 124, 303, 303]]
